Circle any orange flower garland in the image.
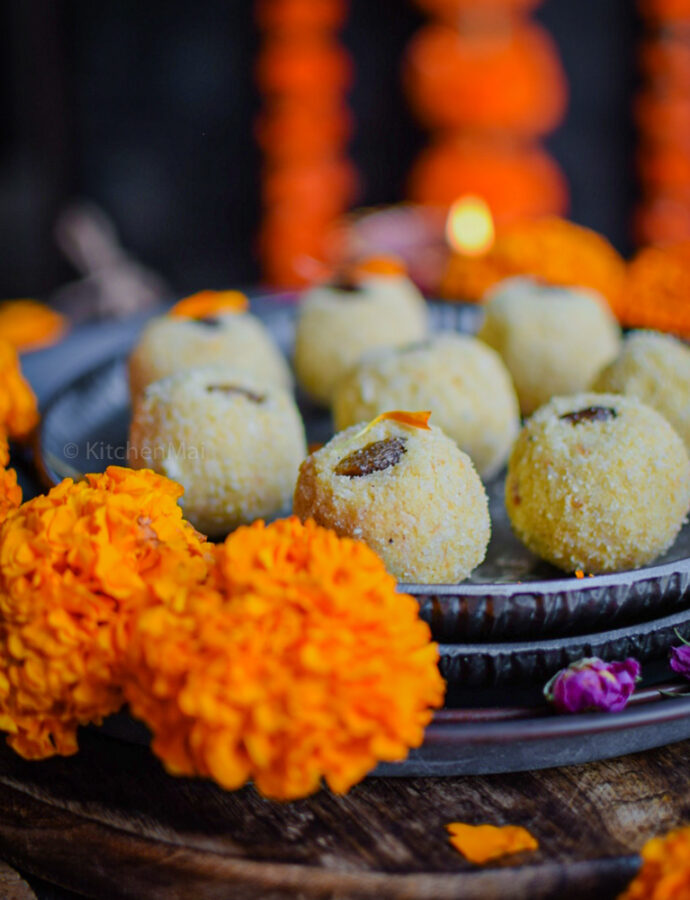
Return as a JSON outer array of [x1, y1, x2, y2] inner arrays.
[[405, 21, 566, 135], [0, 339, 39, 442], [618, 825, 690, 899], [440, 217, 626, 312], [619, 241, 690, 335], [124, 517, 445, 800], [415, 0, 540, 18], [0, 467, 211, 759], [636, 2, 690, 243], [256, 0, 355, 287], [408, 138, 567, 221], [405, 0, 568, 226]]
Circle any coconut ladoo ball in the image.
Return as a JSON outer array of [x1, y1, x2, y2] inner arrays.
[[478, 277, 621, 415], [593, 330, 690, 454], [333, 334, 519, 479], [506, 392, 690, 574], [293, 257, 429, 407], [128, 290, 292, 402], [293, 411, 490, 583], [129, 366, 306, 538]]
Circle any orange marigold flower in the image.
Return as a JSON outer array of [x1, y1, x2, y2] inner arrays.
[[446, 822, 539, 865], [0, 435, 20, 527], [440, 217, 626, 314], [0, 300, 67, 352], [618, 825, 690, 900], [124, 517, 445, 800], [0, 339, 39, 441], [0, 466, 211, 759]]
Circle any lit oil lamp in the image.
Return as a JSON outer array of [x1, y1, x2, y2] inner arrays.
[[439, 196, 626, 311], [440, 195, 502, 301]]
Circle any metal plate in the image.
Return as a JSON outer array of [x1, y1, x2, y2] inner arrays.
[[36, 297, 690, 642], [97, 679, 690, 777]]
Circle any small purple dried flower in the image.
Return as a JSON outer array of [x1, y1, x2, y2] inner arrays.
[[670, 629, 690, 680], [544, 657, 641, 714]]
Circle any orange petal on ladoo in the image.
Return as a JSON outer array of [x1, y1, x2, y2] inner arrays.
[[352, 255, 408, 279], [446, 822, 538, 865], [358, 411, 432, 437], [0, 300, 67, 352], [169, 290, 249, 320]]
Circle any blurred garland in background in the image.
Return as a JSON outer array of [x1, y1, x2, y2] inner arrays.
[[255, 0, 356, 287], [636, 0, 690, 244], [403, 0, 568, 224]]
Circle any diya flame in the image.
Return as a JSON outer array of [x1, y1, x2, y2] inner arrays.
[[445, 195, 495, 257]]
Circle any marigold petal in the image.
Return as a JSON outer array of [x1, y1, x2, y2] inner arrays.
[[168, 290, 249, 320], [446, 823, 539, 864], [356, 410, 432, 437]]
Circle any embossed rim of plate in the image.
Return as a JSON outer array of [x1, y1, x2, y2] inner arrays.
[[403, 557, 690, 597], [98, 685, 690, 776], [436, 602, 690, 687], [407, 558, 690, 641]]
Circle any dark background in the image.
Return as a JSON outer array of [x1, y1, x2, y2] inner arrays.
[[0, 0, 638, 299]]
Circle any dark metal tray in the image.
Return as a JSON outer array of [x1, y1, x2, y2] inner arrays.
[[36, 298, 690, 642], [98, 676, 690, 777]]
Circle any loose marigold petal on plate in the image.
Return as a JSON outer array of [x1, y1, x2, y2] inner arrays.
[[169, 290, 249, 320], [357, 410, 432, 438], [446, 822, 539, 865]]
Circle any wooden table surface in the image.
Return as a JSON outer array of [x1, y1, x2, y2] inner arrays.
[[0, 727, 688, 899]]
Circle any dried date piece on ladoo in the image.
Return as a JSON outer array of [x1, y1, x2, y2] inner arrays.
[[505, 393, 690, 574], [333, 333, 519, 479], [478, 277, 621, 415], [593, 330, 690, 454], [293, 411, 490, 583], [129, 366, 306, 538], [293, 256, 428, 407], [128, 290, 292, 402]]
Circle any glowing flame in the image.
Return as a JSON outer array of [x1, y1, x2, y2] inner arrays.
[[445, 195, 495, 256]]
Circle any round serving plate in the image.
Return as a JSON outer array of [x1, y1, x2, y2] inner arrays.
[[96, 676, 690, 777], [36, 297, 690, 641]]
